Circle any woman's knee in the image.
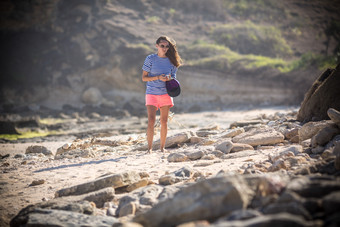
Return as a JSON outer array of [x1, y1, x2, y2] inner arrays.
[[160, 117, 168, 126]]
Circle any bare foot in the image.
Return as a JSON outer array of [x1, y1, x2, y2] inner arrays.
[[147, 149, 152, 154], [160, 148, 168, 153]]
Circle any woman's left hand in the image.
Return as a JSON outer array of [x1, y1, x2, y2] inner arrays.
[[159, 75, 170, 82]]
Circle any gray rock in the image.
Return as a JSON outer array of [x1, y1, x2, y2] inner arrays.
[[221, 150, 258, 159], [284, 128, 299, 140], [186, 150, 205, 160], [10, 199, 95, 227], [215, 140, 233, 154], [286, 176, 340, 198], [298, 120, 333, 142], [26, 145, 53, 156], [322, 191, 340, 215], [327, 108, 340, 128], [167, 153, 188, 162], [262, 202, 312, 220], [231, 143, 254, 153], [212, 213, 323, 227], [335, 142, 340, 170], [225, 209, 262, 221], [55, 171, 140, 197], [137, 132, 192, 151], [133, 175, 253, 227], [220, 128, 245, 138], [159, 166, 194, 185], [297, 66, 340, 123], [311, 123, 340, 148], [82, 87, 103, 105], [116, 185, 166, 217], [26, 208, 118, 226], [230, 120, 263, 128], [232, 127, 284, 146], [119, 202, 136, 217]]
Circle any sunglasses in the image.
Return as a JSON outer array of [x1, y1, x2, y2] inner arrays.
[[159, 44, 170, 48]]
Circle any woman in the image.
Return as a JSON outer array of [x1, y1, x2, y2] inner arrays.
[[142, 36, 182, 153]]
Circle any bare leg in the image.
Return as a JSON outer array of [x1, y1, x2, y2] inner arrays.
[[160, 105, 170, 152], [146, 105, 157, 153]]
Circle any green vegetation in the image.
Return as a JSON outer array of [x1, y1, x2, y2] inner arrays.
[[210, 21, 293, 58], [126, 43, 153, 53], [146, 16, 160, 24], [222, 0, 287, 21], [181, 41, 337, 73], [0, 130, 60, 141]]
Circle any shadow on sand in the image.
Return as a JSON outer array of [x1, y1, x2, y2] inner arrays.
[[34, 156, 127, 173]]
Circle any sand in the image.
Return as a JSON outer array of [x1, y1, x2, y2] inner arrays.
[[0, 106, 296, 226]]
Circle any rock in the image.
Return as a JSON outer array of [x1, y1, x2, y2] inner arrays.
[[116, 185, 170, 217], [213, 213, 322, 227], [26, 208, 118, 226], [159, 166, 194, 185], [261, 202, 312, 220], [268, 145, 303, 163], [82, 87, 103, 105], [55, 171, 140, 197], [334, 142, 340, 170], [81, 187, 115, 208], [30, 179, 45, 186], [167, 153, 188, 162], [220, 128, 245, 138], [126, 179, 149, 192], [231, 143, 254, 153], [196, 131, 218, 137], [119, 202, 137, 217], [134, 175, 253, 227], [232, 127, 284, 146], [328, 108, 340, 128], [190, 136, 204, 144], [26, 145, 53, 156], [284, 128, 299, 140], [298, 120, 333, 142], [215, 140, 233, 154], [0, 154, 10, 159], [10, 199, 95, 226], [230, 120, 263, 128], [221, 150, 258, 159], [322, 191, 340, 215], [186, 150, 205, 160], [55, 148, 96, 159], [311, 124, 340, 147], [297, 65, 340, 122], [224, 209, 262, 221], [137, 132, 192, 151], [286, 176, 340, 198]]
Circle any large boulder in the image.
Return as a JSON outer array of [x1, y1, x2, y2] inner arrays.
[[297, 63, 340, 122], [133, 175, 253, 227]]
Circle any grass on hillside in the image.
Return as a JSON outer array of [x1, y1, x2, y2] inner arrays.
[[210, 21, 293, 58], [181, 42, 337, 73]]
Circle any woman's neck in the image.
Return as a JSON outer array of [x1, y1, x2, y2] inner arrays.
[[157, 52, 167, 58]]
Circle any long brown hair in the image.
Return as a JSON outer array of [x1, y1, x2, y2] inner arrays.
[[156, 36, 182, 68]]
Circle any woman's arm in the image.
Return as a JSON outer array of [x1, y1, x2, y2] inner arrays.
[[142, 70, 166, 82]]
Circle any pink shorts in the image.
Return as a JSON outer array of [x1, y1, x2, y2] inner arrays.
[[145, 94, 174, 110]]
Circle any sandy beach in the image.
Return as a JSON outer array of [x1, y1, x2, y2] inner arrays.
[[0, 106, 299, 226]]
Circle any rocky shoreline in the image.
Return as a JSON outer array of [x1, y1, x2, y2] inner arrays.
[[1, 107, 339, 227]]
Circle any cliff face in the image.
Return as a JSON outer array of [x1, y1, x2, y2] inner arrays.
[[0, 0, 339, 112]]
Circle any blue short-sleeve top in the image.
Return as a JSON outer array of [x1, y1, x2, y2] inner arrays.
[[142, 54, 177, 95]]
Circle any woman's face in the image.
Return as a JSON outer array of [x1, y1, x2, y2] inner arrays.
[[156, 40, 170, 55]]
